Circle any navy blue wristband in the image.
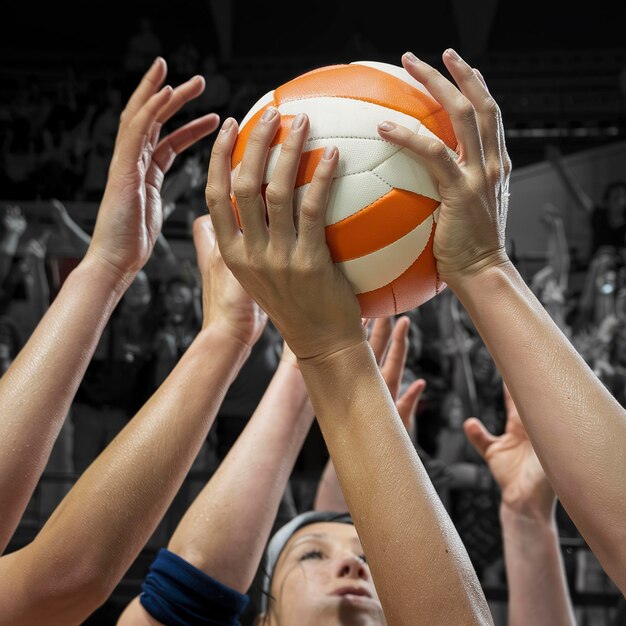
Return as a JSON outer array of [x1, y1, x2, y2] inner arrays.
[[140, 548, 249, 626]]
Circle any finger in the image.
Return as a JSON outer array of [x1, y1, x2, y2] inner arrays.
[[297, 146, 338, 255], [377, 120, 462, 189], [233, 107, 280, 240], [471, 65, 512, 185], [368, 316, 393, 364], [116, 85, 174, 165], [265, 113, 309, 241], [396, 378, 426, 431], [205, 117, 241, 248], [380, 316, 411, 396], [462, 417, 498, 460], [157, 75, 205, 125], [437, 51, 502, 166], [401, 51, 484, 166], [192, 214, 218, 273], [118, 57, 167, 136], [153, 113, 220, 174]]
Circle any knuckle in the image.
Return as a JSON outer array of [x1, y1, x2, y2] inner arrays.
[[233, 177, 258, 202], [265, 183, 290, 207], [457, 99, 477, 125], [426, 138, 450, 160], [204, 182, 223, 208]]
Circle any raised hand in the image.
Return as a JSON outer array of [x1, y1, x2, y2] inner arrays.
[[88, 58, 220, 281], [193, 213, 267, 347], [463, 383, 554, 519], [367, 316, 426, 432], [2, 205, 27, 237], [377, 50, 512, 286], [205, 111, 365, 361]]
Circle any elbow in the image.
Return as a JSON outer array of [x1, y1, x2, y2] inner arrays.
[[25, 544, 120, 623]]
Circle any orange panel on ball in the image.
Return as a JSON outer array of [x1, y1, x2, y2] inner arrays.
[[275, 64, 457, 149], [325, 189, 439, 263], [356, 226, 442, 317]]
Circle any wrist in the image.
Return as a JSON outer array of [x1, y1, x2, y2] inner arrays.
[[440, 249, 513, 292], [500, 499, 556, 530], [73, 254, 137, 299], [296, 337, 372, 372], [82, 248, 139, 293]]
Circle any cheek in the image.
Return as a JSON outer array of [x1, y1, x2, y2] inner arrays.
[[276, 563, 331, 612]]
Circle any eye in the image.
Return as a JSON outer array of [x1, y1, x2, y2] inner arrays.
[[358, 554, 367, 564], [299, 549, 325, 561]]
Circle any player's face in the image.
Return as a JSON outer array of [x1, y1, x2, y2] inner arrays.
[[267, 522, 385, 626]]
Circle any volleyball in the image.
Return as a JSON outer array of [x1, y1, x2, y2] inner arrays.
[[231, 61, 458, 317]]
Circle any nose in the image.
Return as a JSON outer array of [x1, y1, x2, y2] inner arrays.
[[335, 554, 369, 581]]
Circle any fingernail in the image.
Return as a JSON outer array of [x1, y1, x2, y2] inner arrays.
[[323, 145, 337, 160], [221, 118, 235, 132], [261, 107, 278, 122], [446, 48, 461, 61], [291, 113, 306, 130], [403, 51, 418, 64], [378, 121, 396, 132], [152, 56, 164, 67]]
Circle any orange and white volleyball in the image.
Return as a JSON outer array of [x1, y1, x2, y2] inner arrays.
[[231, 61, 457, 318]]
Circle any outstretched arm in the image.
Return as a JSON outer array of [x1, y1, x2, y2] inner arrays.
[[206, 104, 492, 623], [464, 384, 576, 626], [118, 333, 314, 625], [314, 316, 426, 513], [0, 214, 264, 626], [0, 58, 219, 555], [378, 50, 626, 591]]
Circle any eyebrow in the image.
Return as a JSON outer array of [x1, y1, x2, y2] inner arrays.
[[286, 533, 363, 557]]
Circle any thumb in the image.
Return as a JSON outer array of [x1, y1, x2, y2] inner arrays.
[[463, 417, 498, 460]]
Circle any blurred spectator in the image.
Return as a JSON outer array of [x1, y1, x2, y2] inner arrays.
[[187, 53, 231, 122], [530, 202, 571, 336], [546, 144, 626, 259], [72, 270, 158, 473], [170, 34, 201, 85], [83, 87, 123, 200], [123, 17, 163, 88], [152, 276, 200, 388], [0, 205, 28, 291]]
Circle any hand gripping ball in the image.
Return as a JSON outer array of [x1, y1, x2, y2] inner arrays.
[[231, 61, 457, 318]]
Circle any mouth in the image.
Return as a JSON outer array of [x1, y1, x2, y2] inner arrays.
[[330, 586, 373, 599]]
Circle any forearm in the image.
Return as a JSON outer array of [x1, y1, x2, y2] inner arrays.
[[500, 504, 576, 626], [0, 256, 129, 550], [167, 359, 314, 593], [30, 327, 250, 603], [314, 457, 349, 513], [449, 261, 626, 587], [299, 342, 492, 626]]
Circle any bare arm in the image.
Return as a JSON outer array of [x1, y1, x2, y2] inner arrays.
[[464, 385, 576, 626], [0, 58, 218, 554], [314, 316, 426, 514], [206, 99, 493, 624], [451, 259, 626, 590], [379, 50, 626, 592], [117, 343, 314, 625], [0, 212, 265, 626]]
